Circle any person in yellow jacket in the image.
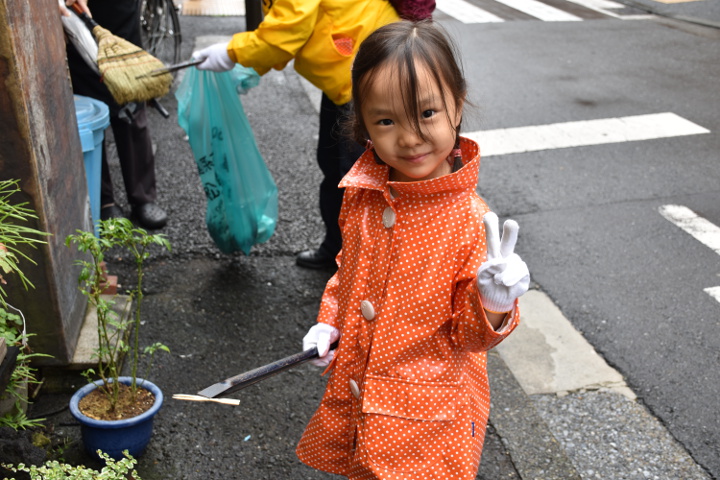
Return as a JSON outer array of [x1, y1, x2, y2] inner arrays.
[[193, 0, 400, 268]]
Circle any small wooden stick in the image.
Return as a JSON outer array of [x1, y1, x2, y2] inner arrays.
[[172, 394, 240, 406]]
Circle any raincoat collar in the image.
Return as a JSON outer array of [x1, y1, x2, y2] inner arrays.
[[339, 137, 481, 196]]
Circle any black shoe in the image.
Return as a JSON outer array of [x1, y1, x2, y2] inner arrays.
[[296, 248, 336, 270], [132, 203, 168, 229], [100, 204, 124, 221]]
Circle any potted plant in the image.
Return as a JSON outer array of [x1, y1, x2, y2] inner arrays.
[[2, 449, 141, 480], [65, 217, 170, 460], [0, 179, 51, 430]]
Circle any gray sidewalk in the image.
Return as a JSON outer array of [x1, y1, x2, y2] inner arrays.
[[613, 0, 720, 28], [30, 14, 712, 480]]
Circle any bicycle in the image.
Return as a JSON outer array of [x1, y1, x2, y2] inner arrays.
[[139, 0, 182, 67]]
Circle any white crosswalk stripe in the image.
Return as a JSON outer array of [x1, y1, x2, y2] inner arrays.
[[436, 0, 505, 23], [491, 0, 583, 21], [659, 205, 720, 256], [705, 286, 720, 303], [563, 0, 627, 18], [436, 0, 644, 22], [465, 113, 709, 157], [659, 205, 720, 305]]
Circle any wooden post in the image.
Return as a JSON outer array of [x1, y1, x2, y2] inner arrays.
[[0, 0, 91, 365]]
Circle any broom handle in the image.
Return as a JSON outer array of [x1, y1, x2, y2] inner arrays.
[[70, 3, 100, 31]]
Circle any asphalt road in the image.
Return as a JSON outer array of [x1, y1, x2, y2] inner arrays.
[[140, 8, 719, 477], [444, 9, 720, 477], [34, 6, 718, 479]]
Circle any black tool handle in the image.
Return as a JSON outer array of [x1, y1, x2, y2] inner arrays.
[[135, 59, 204, 80], [157, 59, 204, 75], [205, 340, 339, 398]]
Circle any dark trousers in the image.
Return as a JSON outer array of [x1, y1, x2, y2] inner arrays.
[[66, 0, 157, 208], [317, 94, 365, 257], [99, 107, 157, 207]]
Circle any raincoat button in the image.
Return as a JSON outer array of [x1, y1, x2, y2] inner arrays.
[[360, 300, 375, 320], [382, 207, 395, 228], [349, 379, 361, 399]]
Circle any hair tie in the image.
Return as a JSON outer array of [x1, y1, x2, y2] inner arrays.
[[449, 148, 463, 172]]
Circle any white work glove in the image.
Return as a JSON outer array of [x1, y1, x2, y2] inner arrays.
[[477, 212, 530, 313], [303, 323, 341, 368], [192, 42, 235, 72]]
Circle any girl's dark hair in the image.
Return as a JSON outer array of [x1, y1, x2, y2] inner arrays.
[[350, 20, 467, 145]]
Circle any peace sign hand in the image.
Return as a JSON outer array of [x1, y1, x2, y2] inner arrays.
[[476, 212, 530, 313]]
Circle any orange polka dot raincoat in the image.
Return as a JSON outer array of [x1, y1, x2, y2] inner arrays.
[[296, 137, 521, 479]]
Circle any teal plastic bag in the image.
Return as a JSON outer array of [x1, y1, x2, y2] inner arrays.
[[176, 65, 277, 254]]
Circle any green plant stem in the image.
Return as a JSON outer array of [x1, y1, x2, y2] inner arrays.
[[91, 246, 120, 411], [131, 253, 143, 399]]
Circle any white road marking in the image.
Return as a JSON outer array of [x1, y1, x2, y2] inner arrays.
[[659, 205, 720, 306], [496, 290, 635, 398], [437, 0, 582, 21], [704, 286, 720, 303], [492, 0, 583, 20], [567, 0, 625, 9], [659, 204, 720, 256], [436, 0, 505, 23], [435, 0, 650, 21], [466, 113, 710, 157], [563, 0, 625, 17]]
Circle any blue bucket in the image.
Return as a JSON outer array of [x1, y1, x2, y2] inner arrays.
[[74, 95, 110, 236]]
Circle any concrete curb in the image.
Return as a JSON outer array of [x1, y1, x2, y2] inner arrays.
[[489, 290, 712, 479], [488, 352, 582, 480], [496, 291, 634, 399]]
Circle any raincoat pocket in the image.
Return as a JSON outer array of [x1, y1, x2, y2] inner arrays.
[[361, 375, 459, 472]]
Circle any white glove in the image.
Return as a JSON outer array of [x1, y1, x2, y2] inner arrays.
[[477, 212, 530, 313], [192, 43, 234, 72], [303, 323, 341, 367]]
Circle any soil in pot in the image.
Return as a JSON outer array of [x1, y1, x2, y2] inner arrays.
[[79, 383, 154, 421]]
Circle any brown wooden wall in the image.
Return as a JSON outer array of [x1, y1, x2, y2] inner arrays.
[[0, 0, 90, 365]]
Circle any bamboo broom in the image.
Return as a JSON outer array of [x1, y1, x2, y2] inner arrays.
[[70, 4, 172, 105]]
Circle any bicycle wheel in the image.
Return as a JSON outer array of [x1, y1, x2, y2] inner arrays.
[[140, 0, 182, 67]]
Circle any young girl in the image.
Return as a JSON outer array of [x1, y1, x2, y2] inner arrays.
[[297, 20, 530, 480]]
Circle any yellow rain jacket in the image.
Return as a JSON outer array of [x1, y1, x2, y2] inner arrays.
[[296, 138, 521, 479], [227, 0, 400, 105]]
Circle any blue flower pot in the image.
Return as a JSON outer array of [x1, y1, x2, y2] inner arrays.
[[70, 377, 163, 460]]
